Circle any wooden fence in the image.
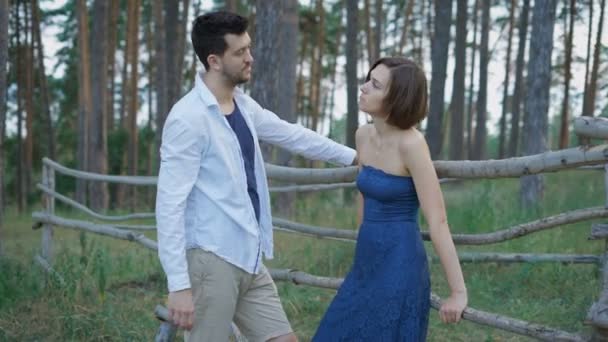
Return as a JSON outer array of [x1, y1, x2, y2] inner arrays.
[[31, 116, 608, 341]]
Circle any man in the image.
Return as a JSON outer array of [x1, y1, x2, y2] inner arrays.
[[156, 11, 356, 342]]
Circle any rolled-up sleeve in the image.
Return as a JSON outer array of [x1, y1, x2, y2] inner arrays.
[[249, 101, 356, 166], [156, 117, 205, 292]]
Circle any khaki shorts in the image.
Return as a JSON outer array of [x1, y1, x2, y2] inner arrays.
[[184, 249, 293, 342]]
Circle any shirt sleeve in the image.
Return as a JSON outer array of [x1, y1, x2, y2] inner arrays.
[[248, 99, 356, 166], [155, 117, 205, 292]]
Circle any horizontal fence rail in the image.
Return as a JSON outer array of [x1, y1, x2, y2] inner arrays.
[[574, 116, 608, 140], [43, 145, 608, 186], [31, 211, 585, 341], [273, 207, 608, 245]]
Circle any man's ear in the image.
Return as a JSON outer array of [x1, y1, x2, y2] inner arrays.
[[207, 54, 222, 71]]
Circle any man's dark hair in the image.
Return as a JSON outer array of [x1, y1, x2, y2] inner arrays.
[[191, 11, 249, 70], [366, 57, 428, 130]]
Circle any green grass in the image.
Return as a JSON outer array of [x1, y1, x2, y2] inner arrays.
[[0, 169, 605, 341]]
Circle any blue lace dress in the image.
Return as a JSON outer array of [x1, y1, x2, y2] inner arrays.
[[313, 165, 431, 341]]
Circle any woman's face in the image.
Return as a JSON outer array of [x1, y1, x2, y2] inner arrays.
[[359, 64, 391, 118]]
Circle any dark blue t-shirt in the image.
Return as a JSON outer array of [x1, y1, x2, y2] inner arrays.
[[225, 102, 260, 222]]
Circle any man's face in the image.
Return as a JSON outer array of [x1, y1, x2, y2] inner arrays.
[[217, 33, 253, 85]]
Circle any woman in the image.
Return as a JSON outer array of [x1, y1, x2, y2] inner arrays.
[[313, 57, 467, 341]]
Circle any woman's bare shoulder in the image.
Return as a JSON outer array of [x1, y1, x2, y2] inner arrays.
[[398, 127, 428, 153]]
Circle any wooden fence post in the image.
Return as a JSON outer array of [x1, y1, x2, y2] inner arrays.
[[41, 163, 55, 264], [586, 164, 608, 340]]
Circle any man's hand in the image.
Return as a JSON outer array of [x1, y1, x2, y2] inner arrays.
[[168, 289, 195, 330]]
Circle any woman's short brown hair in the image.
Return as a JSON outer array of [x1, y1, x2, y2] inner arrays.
[[366, 57, 428, 130]]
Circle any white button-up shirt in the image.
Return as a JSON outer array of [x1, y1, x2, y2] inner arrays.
[[156, 73, 356, 292]]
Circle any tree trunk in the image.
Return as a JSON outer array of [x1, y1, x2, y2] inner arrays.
[[31, 0, 55, 160], [275, 0, 299, 218], [509, 0, 530, 157], [559, 0, 575, 149], [466, 0, 480, 159], [363, 0, 375, 66], [345, 0, 359, 149], [296, 27, 308, 118], [520, 0, 557, 206], [582, 0, 594, 117], [76, 0, 92, 205], [173, 0, 190, 103], [373, 0, 382, 62], [498, 0, 516, 158], [309, 0, 325, 132], [398, 0, 416, 55], [89, 0, 109, 211], [449, 0, 467, 161], [226, 0, 238, 12], [0, 0, 8, 255], [14, 0, 25, 212], [154, 0, 168, 173], [426, 0, 453, 159], [107, 0, 119, 132], [583, 0, 605, 117], [251, 0, 281, 111], [126, 0, 140, 209], [472, 0, 489, 160], [24, 0, 33, 203]]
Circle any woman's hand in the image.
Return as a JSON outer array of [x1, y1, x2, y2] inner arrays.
[[439, 291, 467, 324]]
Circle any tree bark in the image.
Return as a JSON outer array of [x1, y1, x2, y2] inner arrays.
[[106, 0, 119, 132], [559, 0, 576, 149], [251, 0, 280, 112], [76, 0, 92, 205], [581, 0, 594, 117], [126, 0, 140, 209], [309, 0, 325, 132], [89, 0, 109, 210], [472, 0, 489, 160], [31, 0, 55, 160], [582, 0, 605, 117], [426, 0, 452, 159], [0, 0, 7, 255], [509, 0, 530, 157], [363, 0, 375, 66], [498, 0, 515, 158], [173, 0, 190, 103], [449, 0, 467, 160], [14, 0, 25, 212], [373, 0, 382, 62], [345, 0, 359, 149], [398, 0, 415, 55], [24, 0, 33, 203], [154, 0, 168, 172], [466, 0, 479, 159], [275, 0, 299, 218], [520, 0, 557, 206]]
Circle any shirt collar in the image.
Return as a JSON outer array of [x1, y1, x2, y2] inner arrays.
[[195, 70, 246, 109]]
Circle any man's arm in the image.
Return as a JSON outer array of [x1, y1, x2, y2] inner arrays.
[[156, 117, 204, 330], [249, 101, 356, 166], [156, 117, 204, 293]]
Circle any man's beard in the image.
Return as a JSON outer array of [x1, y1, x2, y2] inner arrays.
[[223, 68, 250, 86]]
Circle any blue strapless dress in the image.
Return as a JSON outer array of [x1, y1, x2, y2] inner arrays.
[[313, 165, 430, 341]]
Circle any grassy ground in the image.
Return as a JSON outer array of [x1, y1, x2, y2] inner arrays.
[[0, 169, 605, 341]]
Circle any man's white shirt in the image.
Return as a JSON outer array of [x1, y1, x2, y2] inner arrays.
[[156, 72, 356, 292]]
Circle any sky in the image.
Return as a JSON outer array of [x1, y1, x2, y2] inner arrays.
[[31, 0, 608, 140]]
